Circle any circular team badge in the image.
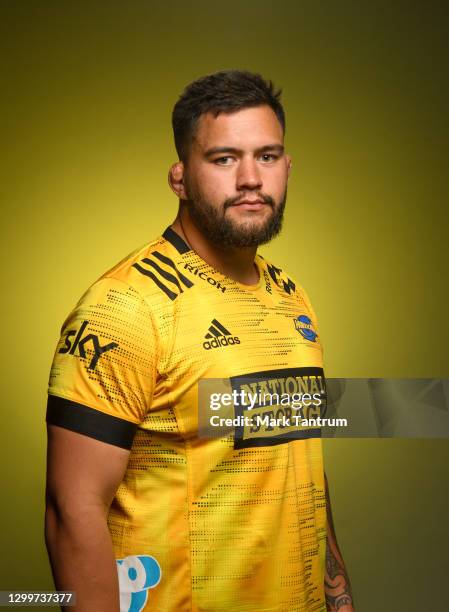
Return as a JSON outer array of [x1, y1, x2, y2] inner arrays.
[[294, 315, 317, 342]]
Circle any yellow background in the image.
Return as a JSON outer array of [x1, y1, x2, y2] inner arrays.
[[1, 1, 448, 610]]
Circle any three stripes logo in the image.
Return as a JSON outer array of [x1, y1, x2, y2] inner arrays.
[[203, 318, 241, 350], [133, 251, 193, 301]]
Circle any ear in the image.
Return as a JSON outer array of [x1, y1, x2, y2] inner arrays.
[[168, 162, 188, 200], [286, 154, 292, 178]]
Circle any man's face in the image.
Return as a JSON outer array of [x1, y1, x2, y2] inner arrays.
[[182, 105, 291, 248]]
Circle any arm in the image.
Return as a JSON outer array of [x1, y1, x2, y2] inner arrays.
[[45, 424, 130, 611], [324, 472, 355, 611]]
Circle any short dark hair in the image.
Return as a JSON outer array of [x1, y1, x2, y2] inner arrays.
[[172, 70, 285, 161]]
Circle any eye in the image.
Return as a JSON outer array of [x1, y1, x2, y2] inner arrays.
[[213, 156, 234, 165], [259, 153, 278, 162]]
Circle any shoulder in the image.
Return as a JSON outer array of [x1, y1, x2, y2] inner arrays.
[[256, 252, 320, 325], [256, 253, 305, 300], [101, 234, 169, 298], [75, 232, 181, 315], [257, 254, 322, 355], [56, 233, 184, 349]]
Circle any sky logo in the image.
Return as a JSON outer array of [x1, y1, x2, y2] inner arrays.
[[117, 555, 161, 612]]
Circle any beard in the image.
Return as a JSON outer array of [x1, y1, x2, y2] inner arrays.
[[184, 184, 287, 248]]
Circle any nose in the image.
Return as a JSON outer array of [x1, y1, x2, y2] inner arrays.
[[236, 157, 262, 191]]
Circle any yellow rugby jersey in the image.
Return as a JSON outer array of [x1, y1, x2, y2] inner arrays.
[[47, 226, 327, 612]]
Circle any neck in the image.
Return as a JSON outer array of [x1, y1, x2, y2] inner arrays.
[[171, 204, 259, 286]]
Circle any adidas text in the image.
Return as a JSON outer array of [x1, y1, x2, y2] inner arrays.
[[203, 336, 241, 350]]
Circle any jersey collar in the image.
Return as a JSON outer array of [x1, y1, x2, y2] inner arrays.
[[162, 226, 191, 254]]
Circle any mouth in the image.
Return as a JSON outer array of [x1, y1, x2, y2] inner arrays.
[[230, 200, 268, 212]]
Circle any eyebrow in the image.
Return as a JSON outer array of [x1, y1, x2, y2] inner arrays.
[[204, 144, 285, 157]]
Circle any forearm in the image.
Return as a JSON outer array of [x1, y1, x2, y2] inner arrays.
[[324, 475, 355, 611], [45, 503, 120, 612], [324, 525, 354, 611]]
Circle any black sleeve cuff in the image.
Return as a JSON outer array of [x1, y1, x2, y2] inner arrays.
[[46, 394, 138, 450]]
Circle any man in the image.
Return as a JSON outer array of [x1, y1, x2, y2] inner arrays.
[[45, 70, 354, 611]]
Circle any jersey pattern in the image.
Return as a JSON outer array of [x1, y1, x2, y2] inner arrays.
[[47, 227, 327, 612]]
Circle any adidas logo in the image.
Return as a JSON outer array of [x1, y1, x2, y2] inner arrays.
[[203, 318, 241, 350]]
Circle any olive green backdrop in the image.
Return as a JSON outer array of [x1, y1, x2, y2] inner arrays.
[[1, 1, 448, 610]]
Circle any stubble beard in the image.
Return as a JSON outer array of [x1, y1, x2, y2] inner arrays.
[[184, 184, 287, 248]]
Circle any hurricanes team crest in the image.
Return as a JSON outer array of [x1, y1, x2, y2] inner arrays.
[[294, 315, 317, 342]]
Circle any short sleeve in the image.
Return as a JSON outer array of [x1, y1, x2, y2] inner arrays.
[[298, 284, 319, 328], [47, 276, 159, 449], [297, 283, 324, 353]]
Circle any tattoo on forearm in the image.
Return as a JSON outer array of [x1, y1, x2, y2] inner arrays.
[[325, 542, 354, 610], [324, 474, 354, 611]]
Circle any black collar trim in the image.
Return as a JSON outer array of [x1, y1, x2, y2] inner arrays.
[[162, 226, 191, 254]]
